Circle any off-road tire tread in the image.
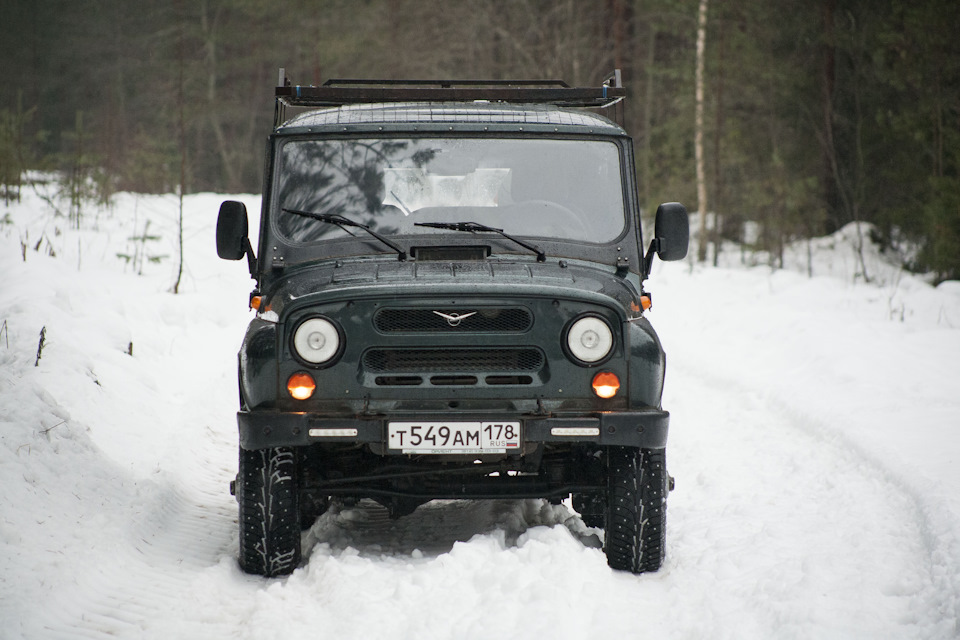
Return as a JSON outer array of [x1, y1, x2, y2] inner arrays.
[[238, 446, 301, 577], [604, 447, 667, 573]]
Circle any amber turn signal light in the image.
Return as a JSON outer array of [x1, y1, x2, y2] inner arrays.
[[250, 295, 262, 311], [592, 371, 620, 398], [630, 296, 652, 313], [287, 372, 316, 400]]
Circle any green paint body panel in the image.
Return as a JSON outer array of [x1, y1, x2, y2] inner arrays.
[[226, 98, 684, 503]]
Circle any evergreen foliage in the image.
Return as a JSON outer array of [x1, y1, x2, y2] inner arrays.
[[1, 0, 957, 280]]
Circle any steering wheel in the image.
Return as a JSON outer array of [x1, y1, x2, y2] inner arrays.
[[507, 199, 589, 237]]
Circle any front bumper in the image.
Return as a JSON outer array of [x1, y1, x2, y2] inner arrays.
[[237, 409, 669, 451]]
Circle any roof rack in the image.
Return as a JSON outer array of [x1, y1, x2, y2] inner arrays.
[[273, 68, 624, 128]]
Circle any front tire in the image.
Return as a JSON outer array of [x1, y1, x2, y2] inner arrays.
[[237, 446, 301, 577], [604, 447, 667, 573]]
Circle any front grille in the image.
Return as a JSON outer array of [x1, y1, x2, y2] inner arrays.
[[362, 348, 544, 373], [374, 307, 532, 333]]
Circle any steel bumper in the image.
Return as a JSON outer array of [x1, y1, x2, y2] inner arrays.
[[238, 409, 669, 451]]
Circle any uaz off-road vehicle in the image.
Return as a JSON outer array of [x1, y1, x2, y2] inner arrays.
[[217, 69, 689, 577]]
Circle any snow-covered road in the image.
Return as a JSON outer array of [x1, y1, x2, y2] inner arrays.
[[2, 192, 958, 638]]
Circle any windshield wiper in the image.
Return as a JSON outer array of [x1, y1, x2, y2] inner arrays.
[[414, 221, 546, 262], [282, 208, 407, 261]]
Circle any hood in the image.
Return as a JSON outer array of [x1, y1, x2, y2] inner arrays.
[[261, 257, 642, 320]]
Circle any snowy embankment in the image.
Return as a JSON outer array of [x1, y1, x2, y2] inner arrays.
[[1, 187, 958, 639]]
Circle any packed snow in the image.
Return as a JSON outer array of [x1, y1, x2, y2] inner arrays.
[[1, 184, 959, 639]]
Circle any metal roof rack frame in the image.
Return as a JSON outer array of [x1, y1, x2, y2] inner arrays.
[[273, 68, 624, 128]]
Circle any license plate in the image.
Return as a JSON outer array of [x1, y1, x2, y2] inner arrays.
[[388, 421, 521, 454]]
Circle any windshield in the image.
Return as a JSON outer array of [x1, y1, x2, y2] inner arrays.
[[273, 137, 626, 245]]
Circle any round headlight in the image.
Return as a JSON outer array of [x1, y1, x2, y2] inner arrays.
[[566, 316, 614, 364], [293, 317, 341, 365]]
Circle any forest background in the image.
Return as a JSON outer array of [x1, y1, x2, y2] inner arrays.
[[1, 0, 958, 281]]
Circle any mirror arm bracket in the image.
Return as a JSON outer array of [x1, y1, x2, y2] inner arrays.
[[642, 238, 661, 280], [243, 237, 258, 276]]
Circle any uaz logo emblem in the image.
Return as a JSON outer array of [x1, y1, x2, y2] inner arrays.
[[432, 310, 477, 327]]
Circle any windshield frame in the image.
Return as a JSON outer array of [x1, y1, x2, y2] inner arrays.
[[258, 129, 643, 273]]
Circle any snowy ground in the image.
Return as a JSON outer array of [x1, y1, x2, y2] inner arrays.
[[1, 186, 959, 639]]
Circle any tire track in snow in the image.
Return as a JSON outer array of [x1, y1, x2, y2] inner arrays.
[[18, 359, 243, 639], [36, 296, 252, 636], [19, 435, 240, 639], [649, 262, 959, 637], [664, 361, 958, 639]]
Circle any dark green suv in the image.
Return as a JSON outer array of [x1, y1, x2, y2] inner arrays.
[[217, 71, 689, 577]]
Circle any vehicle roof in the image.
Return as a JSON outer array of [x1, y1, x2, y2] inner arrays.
[[276, 102, 625, 135]]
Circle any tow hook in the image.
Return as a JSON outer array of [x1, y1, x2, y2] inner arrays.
[[668, 475, 676, 492]]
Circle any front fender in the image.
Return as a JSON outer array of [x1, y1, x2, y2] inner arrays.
[[239, 317, 279, 410], [627, 317, 666, 408]]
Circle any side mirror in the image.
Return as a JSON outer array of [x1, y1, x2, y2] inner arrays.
[[217, 200, 249, 261], [643, 202, 689, 278], [217, 200, 257, 275], [654, 202, 689, 262]]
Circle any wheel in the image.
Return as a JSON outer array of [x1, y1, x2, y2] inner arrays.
[[237, 446, 301, 577], [604, 447, 668, 573]]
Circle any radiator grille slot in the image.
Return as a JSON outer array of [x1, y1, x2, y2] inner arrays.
[[374, 376, 423, 386], [363, 348, 544, 373], [430, 375, 478, 386], [485, 375, 533, 385], [374, 307, 532, 333]]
